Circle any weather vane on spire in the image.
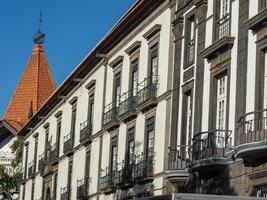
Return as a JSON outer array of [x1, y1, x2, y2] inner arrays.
[[33, 9, 46, 44]]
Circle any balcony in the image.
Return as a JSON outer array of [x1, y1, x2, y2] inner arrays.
[[28, 162, 34, 178], [103, 101, 119, 131], [235, 109, 267, 166], [60, 187, 69, 200], [79, 120, 92, 144], [137, 76, 159, 113], [99, 167, 116, 193], [134, 151, 155, 183], [215, 14, 230, 41], [38, 154, 44, 171], [115, 161, 134, 187], [49, 144, 59, 165], [118, 90, 137, 122], [63, 134, 73, 156], [77, 177, 89, 200], [165, 146, 190, 187], [191, 130, 232, 178]]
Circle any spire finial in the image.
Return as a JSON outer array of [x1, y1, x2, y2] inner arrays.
[[33, 9, 46, 44]]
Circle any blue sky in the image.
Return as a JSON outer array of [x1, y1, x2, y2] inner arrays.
[[0, 0, 135, 116]]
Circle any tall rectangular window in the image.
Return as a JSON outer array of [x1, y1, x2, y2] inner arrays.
[[149, 44, 159, 83], [114, 72, 121, 107], [44, 126, 50, 159], [85, 151, 91, 178], [110, 136, 118, 172], [56, 119, 61, 154], [130, 59, 139, 96], [216, 75, 227, 147], [31, 180, 35, 200], [24, 146, 29, 179], [88, 94, 95, 129], [126, 127, 135, 166], [71, 105, 77, 143], [53, 170, 58, 199], [33, 138, 38, 172], [185, 92, 193, 147], [67, 160, 73, 197], [185, 15, 195, 66], [146, 117, 155, 158]]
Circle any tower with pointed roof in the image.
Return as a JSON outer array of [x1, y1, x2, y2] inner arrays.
[[0, 18, 55, 158]]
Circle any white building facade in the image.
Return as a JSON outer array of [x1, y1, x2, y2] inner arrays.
[[19, 0, 267, 199]]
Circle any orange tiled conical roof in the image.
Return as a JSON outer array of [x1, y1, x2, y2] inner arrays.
[[2, 44, 55, 132]]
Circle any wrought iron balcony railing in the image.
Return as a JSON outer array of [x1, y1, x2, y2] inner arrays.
[[99, 167, 116, 191], [38, 154, 44, 171], [80, 120, 93, 143], [192, 130, 232, 161], [49, 144, 59, 164], [115, 161, 134, 186], [60, 187, 69, 200], [63, 134, 73, 154], [134, 150, 155, 181], [168, 145, 191, 171], [103, 101, 118, 126], [137, 76, 159, 105], [77, 177, 89, 199], [28, 162, 34, 178], [237, 109, 267, 146], [216, 14, 230, 40], [118, 90, 137, 116]]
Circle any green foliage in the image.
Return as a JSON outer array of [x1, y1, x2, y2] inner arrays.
[[11, 136, 24, 169], [0, 137, 24, 199]]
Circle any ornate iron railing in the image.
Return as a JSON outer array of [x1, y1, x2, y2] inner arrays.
[[118, 90, 137, 116], [103, 101, 118, 126], [63, 134, 73, 154], [168, 145, 191, 170], [115, 161, 134, 186], [60, 187, 69, 200], [192, 130, 232, 161], [49, 144, 59, 163], [80, 120, 93, 142], [237, 109, 267, 145], [134, 150, 155, 180], [77, 177, 89, 199], [216, 14, 230, 40], [137, 76, 159, 105], [99, 167, 116, 190]]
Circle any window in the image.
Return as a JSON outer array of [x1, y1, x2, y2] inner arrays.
[[146, 117, 155, 158], [67, 160, 73, 197], [114, 72, 121, 108], [71, 105, 77, 143], [149, 44, 159, 83], [31, 180, 35, 200], [110, 136, 118, 172], [130, 59, 139, 96], [88, 93, 95, 129], [252, 184, 267, 197], [126, 127, 135, 165], [33, 138, 38, 172], [259, 0, 267, 11], [44, 126, 50, 159], [56, 119, 61, 153], [216, 0, 230, 40], [185, 92, 193, 147], [185, 15, 195, 66], [216, 75, 227, 147], [53, 170, 58, 199], [85, 151, 91, 178], [24, 146, 29, 179]]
